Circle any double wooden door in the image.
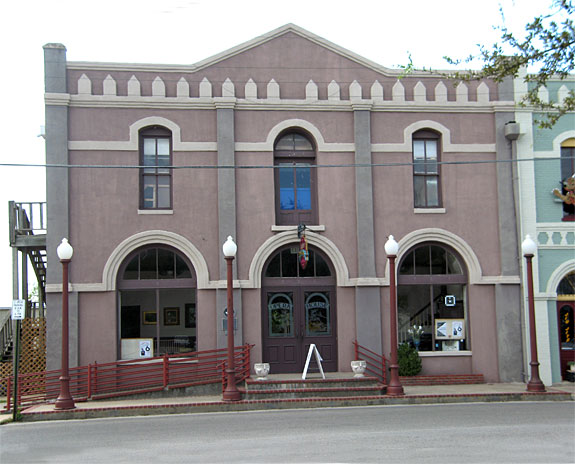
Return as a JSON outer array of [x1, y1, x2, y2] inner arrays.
[[262, 286, 337, 373]]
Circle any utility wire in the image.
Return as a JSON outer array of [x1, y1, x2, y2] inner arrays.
[[0, 156, 571, 170]]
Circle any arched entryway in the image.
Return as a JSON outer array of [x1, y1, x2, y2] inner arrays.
[[117, 245, 197, 359], [557, 271, 574, 379], [261, 244, 337, 373]]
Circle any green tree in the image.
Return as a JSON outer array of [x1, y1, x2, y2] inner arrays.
[[446, 0, 574, 128]]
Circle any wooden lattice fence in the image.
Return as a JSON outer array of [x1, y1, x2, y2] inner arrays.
[[0, 318, 46, 394]]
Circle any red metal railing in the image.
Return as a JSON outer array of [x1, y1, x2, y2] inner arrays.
[[353, 340, 387, 384], [4, 344, 253, 411]]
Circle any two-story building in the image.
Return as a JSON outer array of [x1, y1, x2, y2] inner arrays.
[[42, 24, 524, 382]]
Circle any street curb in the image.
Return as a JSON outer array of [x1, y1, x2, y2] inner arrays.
[[11, 390, 573, 423]]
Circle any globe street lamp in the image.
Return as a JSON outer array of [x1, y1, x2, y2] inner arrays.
[[522, 235, 545, 392], [54, 238, 75, 410], [385, 235, 404, 396], [222, 236, 241, 401]]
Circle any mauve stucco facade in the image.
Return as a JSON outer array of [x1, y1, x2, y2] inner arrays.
[[44, 25, 523, 383]]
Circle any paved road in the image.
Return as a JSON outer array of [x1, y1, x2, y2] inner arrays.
[[1, 402, 574, 463]]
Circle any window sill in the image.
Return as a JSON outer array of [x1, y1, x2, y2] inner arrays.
[[418, 350, 472, 357], [138, 209, 174, 215], [414, 208, 446, 214], [271, 225, 325, 232]]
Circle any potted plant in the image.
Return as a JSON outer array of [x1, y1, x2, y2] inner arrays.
[[398, 342, 422, 376]]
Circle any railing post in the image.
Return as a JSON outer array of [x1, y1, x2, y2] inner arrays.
[[87, 364, 92, 399], [354, 340, 359, 361], [163, 354, 169, 389]]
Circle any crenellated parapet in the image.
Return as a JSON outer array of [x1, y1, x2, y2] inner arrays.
[[56, 71, 506, 110]]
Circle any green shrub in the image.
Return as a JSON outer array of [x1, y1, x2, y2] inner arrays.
[[397, 343, 422, 376]]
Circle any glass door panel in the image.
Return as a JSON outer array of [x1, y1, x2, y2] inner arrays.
[[268, 292, 294, 337], [305, 292, 330, 336]]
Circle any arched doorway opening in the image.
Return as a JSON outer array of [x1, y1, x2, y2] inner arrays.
[[117, 245, 197, 359], [557, 271, 575, 379], [261, 244, 337, 373]]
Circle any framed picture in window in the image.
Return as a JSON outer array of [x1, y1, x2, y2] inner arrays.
[[163, 307, 180, 326], [185, 303, 196, 328], [143, 311, 157, 325]]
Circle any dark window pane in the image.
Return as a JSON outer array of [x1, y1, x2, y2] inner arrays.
[[265, 253, 281, 277], [557, 272, 575, 295], [446, 251, 464, 275], [315, 253, 331, 276], [158, 249, 175, 279], [281, 248, 298, 277], [124, 255, 139, 280], [140, 249, 157, 279], [399, 252, 414, 275], [175, 254, 192, 278], [414, 246, 431, 274], [430, 246, 446, 274]]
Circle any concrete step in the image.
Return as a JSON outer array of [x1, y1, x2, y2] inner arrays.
[[399, 374, 485, 386], [243, 376, 385, 400]]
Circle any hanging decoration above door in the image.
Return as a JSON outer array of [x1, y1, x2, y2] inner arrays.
[[298, 224, 309, 270]]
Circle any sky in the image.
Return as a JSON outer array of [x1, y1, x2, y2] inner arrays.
[[0, 0, 552, 307]]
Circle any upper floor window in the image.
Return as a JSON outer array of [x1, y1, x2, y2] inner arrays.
[[412, 130, 441, 208], [140, 126, 172, 209], [274, 132, 317, 225]]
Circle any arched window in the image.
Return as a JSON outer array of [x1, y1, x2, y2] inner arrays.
[[412, 130, 441, 208], [139, 125, 172, 209], [398, 244, 468, 352], [557, 272, 574, 375], [274, 131, 317, 225], [118, 246, 196, 358]]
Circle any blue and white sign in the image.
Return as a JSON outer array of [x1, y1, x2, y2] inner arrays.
[[445, 295, 456, 307]]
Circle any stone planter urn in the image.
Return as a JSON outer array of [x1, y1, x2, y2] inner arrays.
[[351, 360, 367, 378], [254, 363, 270, 380]]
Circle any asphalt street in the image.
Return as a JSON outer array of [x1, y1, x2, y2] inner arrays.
[[1, 401, 574, 463]]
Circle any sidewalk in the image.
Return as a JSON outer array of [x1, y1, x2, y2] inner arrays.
[[2, 380, 573, 423]]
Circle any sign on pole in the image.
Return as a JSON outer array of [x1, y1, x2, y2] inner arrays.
[[11, 300, 25, 320]]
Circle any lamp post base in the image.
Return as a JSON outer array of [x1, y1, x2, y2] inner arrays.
[[526, 362, 546, 392], [55, 376, 76, 410], [387, 364, 405, 396], [222, 369, 242, 402]]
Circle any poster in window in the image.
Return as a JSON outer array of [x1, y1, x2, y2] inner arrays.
[[435, 319, 465, 340], [163, 307, 180, 326], [185, 303, 196, 328]]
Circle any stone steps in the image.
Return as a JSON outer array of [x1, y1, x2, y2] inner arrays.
[[399, 374, 485, 386], [243, 376, 385, 400]]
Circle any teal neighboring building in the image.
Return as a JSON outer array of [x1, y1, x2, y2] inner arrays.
[[514, 70, 575, 384]]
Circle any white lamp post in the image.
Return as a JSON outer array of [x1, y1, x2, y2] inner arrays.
[[521, 235, 545, 392], [55, 238, 75, 409], [222, 236, 241, 401], [385, 235, 404, 396]]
